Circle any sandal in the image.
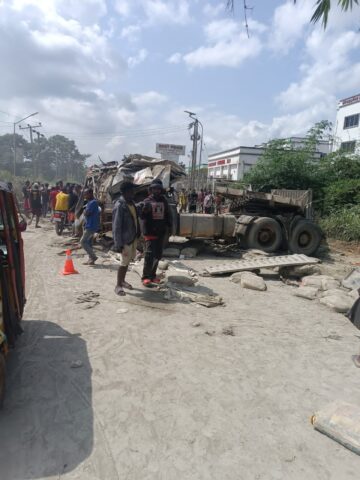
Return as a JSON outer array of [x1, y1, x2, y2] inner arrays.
[[122, 281, 133, 290], [114, 285, 126, 296]]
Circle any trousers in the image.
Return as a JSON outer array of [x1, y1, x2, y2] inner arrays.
[[80, 229, 96, 260], [142, 238, 164, 280]]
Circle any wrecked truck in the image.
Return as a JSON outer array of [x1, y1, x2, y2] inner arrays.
[[82, 157, 322, 256]]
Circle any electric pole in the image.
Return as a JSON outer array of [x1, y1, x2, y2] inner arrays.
[[33, 129, 45, 178], [12, 111, 38, 176], [184, 111, 203, 190], [19, 122, 42, 178]]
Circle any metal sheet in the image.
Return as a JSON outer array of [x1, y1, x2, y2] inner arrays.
[[204, 254, 319, 276]]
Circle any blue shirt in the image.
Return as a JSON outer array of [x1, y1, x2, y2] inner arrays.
[[85, 199, 100, 232]]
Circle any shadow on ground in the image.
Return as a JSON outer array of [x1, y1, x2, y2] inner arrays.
[[0, 320, 93, 479]]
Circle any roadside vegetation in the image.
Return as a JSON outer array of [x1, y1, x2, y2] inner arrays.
[[245, 121, 360, 242]]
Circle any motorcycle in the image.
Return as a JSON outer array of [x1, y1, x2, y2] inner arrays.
[[53, 210, 68, 235]]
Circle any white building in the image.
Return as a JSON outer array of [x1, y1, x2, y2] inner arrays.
[[333, 94, 360, 154], [207, 138, 329, 181]]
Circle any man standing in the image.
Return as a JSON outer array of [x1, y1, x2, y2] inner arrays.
[[80, 188, 100, 265], [29, 183, 42, 228], [112, 182, 140, 296], [178, 188, 187, 213], [203, 191, 213, 214], [141, 180, 172, 286], [41, 183, 50, 217], [188, 189, 198, 213]]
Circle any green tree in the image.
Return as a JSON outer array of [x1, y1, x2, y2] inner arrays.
[[244, 121, 332, 192], [0, 133, 30, 173]]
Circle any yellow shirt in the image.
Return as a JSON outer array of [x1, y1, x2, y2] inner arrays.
[[55, 192, 69, 211]]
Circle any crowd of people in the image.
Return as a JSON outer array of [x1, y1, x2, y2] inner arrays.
[[20, 179, 222, 297], [178, 188, 223, 215]]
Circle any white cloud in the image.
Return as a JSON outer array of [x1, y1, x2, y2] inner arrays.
[[127, 48, 148, 68], [114, 0, 131, 17], [174, 18, 265, 68], [269, 0, 313, 54], [133, 91, 168, 107], [142, 0, 190, 25], [203, 2, 224, 18], [121, 24, 141, 42], [168, 52, 182, 64]]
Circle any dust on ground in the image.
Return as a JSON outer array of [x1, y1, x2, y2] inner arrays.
[[1, 222, 360, 479]]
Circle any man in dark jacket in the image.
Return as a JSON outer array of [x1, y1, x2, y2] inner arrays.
[[112, 182, 140, 296], [140, 180, 172, 286]]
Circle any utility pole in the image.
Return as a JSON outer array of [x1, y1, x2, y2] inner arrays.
[[19, 122, 42, 178], [33, 129, 45, 178], [13, 111, 38, 176], [184, 111, 203, 190]]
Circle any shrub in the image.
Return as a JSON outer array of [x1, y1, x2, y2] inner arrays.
[[320, 206, 360, 242], [323, 178, 360, 214]]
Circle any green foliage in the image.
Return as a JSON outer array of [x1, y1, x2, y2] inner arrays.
[[323, 179, 360, 214], [245, 121, 332, 192], [293, 0, 358, 27], [0, 133, 88, 182], [320, 206, 360, 242]]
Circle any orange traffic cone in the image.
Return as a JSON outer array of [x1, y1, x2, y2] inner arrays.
[[61, 249, 79, 275]]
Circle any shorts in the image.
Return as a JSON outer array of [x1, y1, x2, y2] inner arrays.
[[31, 207, 42, 217], [120, 240, 137, 267]]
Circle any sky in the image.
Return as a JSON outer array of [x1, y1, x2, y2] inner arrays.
[[0, 0, 359, 165]]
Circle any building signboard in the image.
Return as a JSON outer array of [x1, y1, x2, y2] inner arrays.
[[340, 94, 360, 107], [156, 143, 186, 156]]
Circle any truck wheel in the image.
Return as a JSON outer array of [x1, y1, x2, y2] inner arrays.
[[289, 220, 322, 256], [247, 217, 282, 253], [0, 352, 5, 409]]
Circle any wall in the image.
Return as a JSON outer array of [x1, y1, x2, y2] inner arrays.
[[333, 97, 360, 153]]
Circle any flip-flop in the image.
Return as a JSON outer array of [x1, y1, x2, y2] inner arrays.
[[114, 286, 126, 296], [122, 281, 133, 290]]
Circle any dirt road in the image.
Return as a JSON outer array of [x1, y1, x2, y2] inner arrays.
[[1, 223, 360, 479]]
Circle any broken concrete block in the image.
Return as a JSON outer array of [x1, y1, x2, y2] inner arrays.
[[158, 260, 169, 270], [294, 286, 319, 300], [319, 294, 353, 313], [322, 278, 341, 291], [348, 289, 360, 301], [163, 247, 180, 258], [240, 272, 267, 291], [319, 288, 349, 298], [165, 274, 196, 286], [230, 271, 254, 284], [342, 269, 360, 290], [301, 275, 324, 289], [181, 247, 198, 258]]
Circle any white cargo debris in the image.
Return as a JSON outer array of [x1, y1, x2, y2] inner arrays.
[[181, 247, 198, 258], [294, 286, 319, 300], [348, 289, 360, 301], [342, 268, 360, 290], [322, 278, 341, 291], [158, 260, 169, 270], [165, 274, 196, 286], [319, 294, 353, 313], [239, 272, 267, 291], [312, 402, 360, 456]]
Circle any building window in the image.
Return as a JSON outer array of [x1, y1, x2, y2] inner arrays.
[[340, 141, 356, 153], [343, 114, 359, 129]]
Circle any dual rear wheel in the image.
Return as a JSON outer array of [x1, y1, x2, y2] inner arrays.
[[246, 217, 321, 255]]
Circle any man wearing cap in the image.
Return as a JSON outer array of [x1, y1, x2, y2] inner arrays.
[[112, 181, 141, 295], [140, 180, 172, 286]]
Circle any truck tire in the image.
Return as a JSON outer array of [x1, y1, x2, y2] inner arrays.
[[289, 220, 322, 256], [0, 352, 5, 409], [247, 217, 283, 253]]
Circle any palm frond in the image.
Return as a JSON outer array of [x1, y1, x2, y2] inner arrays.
[[294, 0, 359, 28]]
